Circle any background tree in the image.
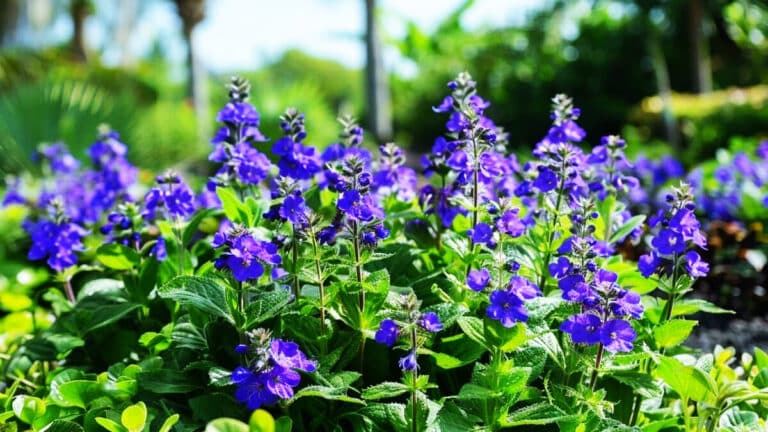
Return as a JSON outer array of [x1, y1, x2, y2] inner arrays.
[[364, 0, 392, 143]]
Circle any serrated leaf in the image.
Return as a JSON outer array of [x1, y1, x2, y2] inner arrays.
[[158, 276, 234, 324], [362, 382, 410, 400], [457, 383, 499, 400], [245, 288, 292, 328], [456, 316, 489, 350], [291, 385, 365, 405], [653, 319, 697, 348], [503, 402, 576, 426], [671, 298, 734, 317]]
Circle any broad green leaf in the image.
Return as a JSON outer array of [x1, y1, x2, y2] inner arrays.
[[457, 383, 499, 400], [671, 299, 734, 317], [503, 402, 576, 426], [291, 385, 365, 405], [249, 410, 275, 432], [485, 320, 526, 352], [205, 418, 249, 432], [71, 295, 141, 334], [424, 334, 483, 369], [719, 407, 760, 428], [274, 417, 292, 432], [96, 244, 141, 270], [362, 382, 410, 401], [216, 187, 250, 225], [653, 319, 697, 348], [12, 396, 45, 424], [456, 316, 489, 350], [41, 420, 85, 432], [137, 369, 200, 394], [56, 381, 103, 409], [121, 402, 147, 432], [94, 418, 127, 432], [244, 289, 292, 328], [656, 356, 716, 403], [158, 276, 234, 324]]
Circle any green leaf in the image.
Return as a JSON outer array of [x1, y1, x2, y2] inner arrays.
[[291, 385, 365, 405], [94, 418, 127, 432], [96, 244, 141, 270], [456, 316, 489, 350], [12, 396, 45, 424], [244, 289, 292, 328], [249, 410, 275, 432], [274, 417, 292, 432], [183, 208, 217, 245], [653, 319, 697, 348], [158, 414, 180, 432], [362, 382, 410, 400], [205, 418, 249, 432], [609, 215, 645, 244], [424, 334, 483, 369], [158, 276, 234, 324], [217, 187, 250, 225], [41, 420, 85, 432], [656, 356, 716, 403], [671, 298, 734, 317], [457, 383, 499, 400], [137, 369, 200, 394], [503, 402, 576, 426], [485, 320, 527, 352], [121, 402, 146, 432], [71, 295, 141, 334], [719, 407, 760, 428], [56, 380, 103, 409]]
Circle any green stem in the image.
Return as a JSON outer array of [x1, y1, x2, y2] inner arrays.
[[352, 220, 366, 380], [292, 237, 300, 300], [310, 229, 327, 351], [589, 343, 604, 390], [174, 219, 185, 275], [538, 165, 567, 291], [410, 326, 419, 432]]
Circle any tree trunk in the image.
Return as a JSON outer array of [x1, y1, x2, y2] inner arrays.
[[0, 0, 20, 46], [689, 0, 712, 93], [364, 0, 392, 143], [647, 21, 679, 151], [69, 0, 90, 62], [175, 0, 208, 142]]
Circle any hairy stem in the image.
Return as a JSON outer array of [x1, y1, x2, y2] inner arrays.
[[410, 326, 419, 432], [292, 236, 300, 300]]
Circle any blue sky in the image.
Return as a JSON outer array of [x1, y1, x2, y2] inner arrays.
[[24, 0, 547, 73]]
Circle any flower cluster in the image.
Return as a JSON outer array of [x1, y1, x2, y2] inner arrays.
[[213, 224, 282, 282], [25, 199, 86, 272], [208, 77, 271, 190], [272, 108, 322, 182], [143, 172, 196, 221], [232, 329, 316, 409], [100, 202, 167, 261], [553, 198, 643, 352], [318, 118, 388, 246], [585, 135, 639, 200], [638, 183, 708, 279], [372, 142, 417, 202], [374, 293, 443, 371]]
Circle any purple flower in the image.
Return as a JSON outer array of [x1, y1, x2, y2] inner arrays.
[[143, 176, 196, 220], [27, 220, 85, 272], [468, 223, 494, 246], [533, 167, 559, 193], [486, 289, 528, 327], [150, 236, 167, 261], [375, 318, 399, 347], [215, 229, 282, 282], [560, 313, 602, 345], [269, 339, 317, 372], [398, 350, 419, 371], [279, 192, 309, 227], [610, 290, 643, 319], [651, 228, 686, 255], [684, 251, 709, 278], [638, 253, 659, 278], [432, 96, 453, 113], [559, 274, 593, 303], [496, 209, 526, 237], [338, 190, 375, 222], [467, 268, 491, 291], [548, 257, 571, 278], [265, 365, 301, 399], [600, 319, 636, 353], [232, 368, 278, 410], [418, 312, 443, 332]]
